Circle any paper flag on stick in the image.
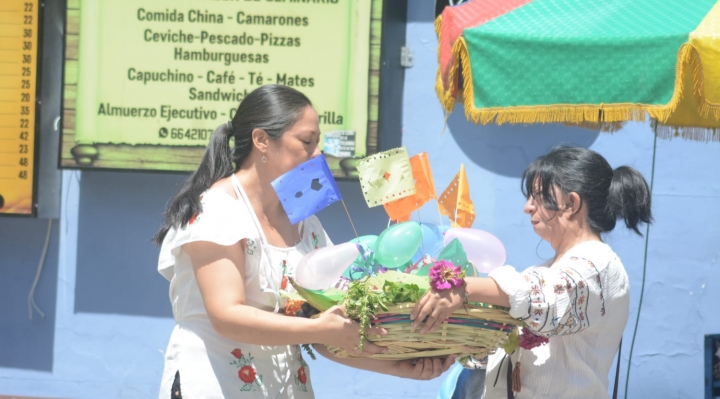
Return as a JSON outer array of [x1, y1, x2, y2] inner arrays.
[[271, 155, 342, 225], [357, 147, 416, 208], [438, 164, 475, 228], [383, 152, 437, 222]]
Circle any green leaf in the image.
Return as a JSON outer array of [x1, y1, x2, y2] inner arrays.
[[377, 300, 389, 311], [301, 344, 316, 360], [501, 329, 519, 355], [369, 270, 430, 291], [289, 278, 340, 311], [380, 280, 422, 304], [321, 289, 348, 302]]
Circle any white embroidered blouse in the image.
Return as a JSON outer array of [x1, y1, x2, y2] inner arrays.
[[484, 241, 629, 399], [157, 177, 330, 399]]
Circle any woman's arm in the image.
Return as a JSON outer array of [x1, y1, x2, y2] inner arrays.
[[491, 257, 606, 337], [186, 240, 387, 356], [314, 345, 455, 380], [410, 277, 509, 333], [411, 257, 607, 337]]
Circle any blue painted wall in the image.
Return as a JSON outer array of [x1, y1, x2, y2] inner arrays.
[[1, 2, 719, 398]]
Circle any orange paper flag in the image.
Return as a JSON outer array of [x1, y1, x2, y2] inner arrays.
[[438, 164, 475, 228], [383, 153, 437, 221]]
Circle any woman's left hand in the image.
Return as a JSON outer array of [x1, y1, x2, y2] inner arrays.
[[392, 355, 456, 380], [410, 287, 465, 333]]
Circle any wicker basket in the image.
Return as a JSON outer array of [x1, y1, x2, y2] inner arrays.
[[325, 302, 521, 360]]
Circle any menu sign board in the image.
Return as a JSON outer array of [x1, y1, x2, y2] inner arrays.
[[61, 0, 382, 177]]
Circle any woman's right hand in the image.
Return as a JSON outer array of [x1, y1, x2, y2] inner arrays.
[[390, 355, 456, 380], [410, 286, 465, 334], [314, 305, 389, 357]]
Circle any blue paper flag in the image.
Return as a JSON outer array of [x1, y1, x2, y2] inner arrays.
[[271, 155, 342, 225]]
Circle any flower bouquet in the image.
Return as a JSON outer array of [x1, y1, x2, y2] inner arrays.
[[284, 222, 522, 361]]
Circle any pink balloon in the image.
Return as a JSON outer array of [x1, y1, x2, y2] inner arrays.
[[443, 228, 506, 273], [294, 243, 360, 290]]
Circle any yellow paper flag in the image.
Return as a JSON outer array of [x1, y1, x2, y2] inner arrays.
[[357, 147, 416, 208], [438, 164, 475, 228], [383, 152, 437, 221]]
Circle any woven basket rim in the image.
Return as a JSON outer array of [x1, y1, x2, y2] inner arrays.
[[323, 301, 521, 360]]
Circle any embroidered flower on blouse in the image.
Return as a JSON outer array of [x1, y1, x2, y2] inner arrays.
[[297, 366, 307, 384], [230, 349, 263, 391], [188, 213, 199, 225], [238, 365, 257, 383], [311, 232, 319, 249], [294, 352, 310, 391]]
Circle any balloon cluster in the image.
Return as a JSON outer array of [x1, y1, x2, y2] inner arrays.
[[294, 222, 506, 291]]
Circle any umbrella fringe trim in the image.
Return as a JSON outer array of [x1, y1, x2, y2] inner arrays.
[[656, 125, 720, 142], [648, 44, 720, 123], [435, 14, 460, 113], [434, 14, 443, 37], [436, 37, 720, 139]]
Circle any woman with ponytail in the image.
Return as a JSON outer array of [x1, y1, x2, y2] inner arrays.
[[411, 146, 652, 399], [154, 85, 453, 399]]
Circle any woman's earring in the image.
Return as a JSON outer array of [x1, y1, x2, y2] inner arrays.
[[261, 155, 267, 163]]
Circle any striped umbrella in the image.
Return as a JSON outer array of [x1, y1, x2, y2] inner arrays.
[[436, 0, 720, 141]]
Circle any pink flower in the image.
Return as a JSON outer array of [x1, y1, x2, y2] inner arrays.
[[429, 260, 465, 291]]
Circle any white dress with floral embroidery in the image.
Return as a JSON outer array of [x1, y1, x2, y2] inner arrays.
[[483, 241, 629, 399], [157, 180, 330, 399]]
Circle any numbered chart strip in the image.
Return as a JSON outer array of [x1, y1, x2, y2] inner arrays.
[[0, 0, 38, 215]]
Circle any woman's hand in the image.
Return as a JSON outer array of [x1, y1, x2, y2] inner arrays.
[[391, 355, 456, 380], [314, 305, 388, 357], [410, 287, 465, 333]]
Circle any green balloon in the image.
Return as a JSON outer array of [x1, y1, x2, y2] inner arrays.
[[375, 222, 422, 268]]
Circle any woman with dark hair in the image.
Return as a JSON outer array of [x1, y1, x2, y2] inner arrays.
[[154, 85, 453, 399], [411, 146, 652, 398]]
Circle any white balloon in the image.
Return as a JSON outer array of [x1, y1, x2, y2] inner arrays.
[[294, 243, 360, 290], [443, 228, 506, 273]]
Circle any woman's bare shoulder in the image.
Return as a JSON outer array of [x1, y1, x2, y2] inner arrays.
[[209, 176, 237, 198]]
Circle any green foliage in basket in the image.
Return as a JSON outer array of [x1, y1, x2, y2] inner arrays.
[[345, 273, 428, 351], [291, 270, 477, 352]]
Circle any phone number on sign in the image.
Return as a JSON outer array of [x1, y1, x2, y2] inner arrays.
[[158, 127, 212, 141]]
